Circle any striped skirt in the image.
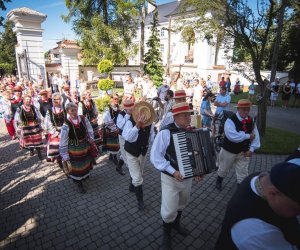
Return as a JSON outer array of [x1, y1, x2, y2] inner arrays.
[[102, 129, 120, 154], [91, 122, 102, 146], [19, 122, 43, 149], [68, 139, 93, 180], [47, 133, 61, 160]]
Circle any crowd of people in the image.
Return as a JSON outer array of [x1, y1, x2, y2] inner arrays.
[[0, 73, 299, 250]]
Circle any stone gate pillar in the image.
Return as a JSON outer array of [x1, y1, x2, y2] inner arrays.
[[7, 7, 47, 85]]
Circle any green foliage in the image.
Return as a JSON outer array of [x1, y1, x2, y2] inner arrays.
[[143, 10, 164, 87], [63, 0, 140, 65], [94, 96, 112, 113], [257, 127, 300, 154], [0, 20, 17, 71], [181, 26, 196, 45], [98, 79, 114, 91], [0, 62, 14, 74], [97, 59, 113, 74], [0, 0, 11, 26]]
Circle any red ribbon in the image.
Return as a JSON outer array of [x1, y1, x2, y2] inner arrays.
[[242, 117, 252, 132]]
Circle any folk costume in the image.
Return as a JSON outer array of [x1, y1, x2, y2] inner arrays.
[[102, 101, 120, 163], [0, 96, 15, 139], [14, 102, 43, 159], [59, 115, 94, 182], [123, 101, 155, 210], [216, 99, 260, 190], [151, 103, 195, 249], [44, 106, 67, 162]]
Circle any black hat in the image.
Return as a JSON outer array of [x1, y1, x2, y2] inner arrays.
[[270, 162, 300, 204]]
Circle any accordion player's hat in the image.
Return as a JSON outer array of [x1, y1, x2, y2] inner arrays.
[[172, 102, 193, 116], [132, 101, 155, 127], [174, 90, 187, 99], [234, 99, 253, 108]]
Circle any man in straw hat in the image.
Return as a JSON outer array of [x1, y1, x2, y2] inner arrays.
[[215, 160, 300, 249], [116, 99, 135, 176], [151, 102, 204, 249], [122, 101, 156, 210], [159, 90, 187, 131], [215, 99, 260, 191]]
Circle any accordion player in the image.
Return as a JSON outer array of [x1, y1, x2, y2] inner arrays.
[[168, 128, 217, 178]]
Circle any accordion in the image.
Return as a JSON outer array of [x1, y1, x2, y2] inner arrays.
[[171, 128, 216, 178]]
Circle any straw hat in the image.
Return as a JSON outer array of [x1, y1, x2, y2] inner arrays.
[[132, 101, 155, 127], [234, 99, 253, 108], [174, 90, 187, 99], [122, 99, 134, 109], [172, 102, 193, 116]]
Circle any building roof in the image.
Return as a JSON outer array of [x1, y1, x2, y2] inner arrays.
[[145, 1, 180, 25], [57, 40, 81, 50], [7, 7, 47, 18]]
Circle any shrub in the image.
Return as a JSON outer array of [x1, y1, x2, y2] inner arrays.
[[0, 63, 14, 74], [97, 59, 113, 74], [94, 96, 112, 113], [98, 78, 114, 91]]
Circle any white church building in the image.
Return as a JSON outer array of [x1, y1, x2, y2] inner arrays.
[[128, 1, 233, 81]]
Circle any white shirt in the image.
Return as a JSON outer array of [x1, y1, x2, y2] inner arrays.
[[159, 111, 174, 131], [224, 112, 260, 152], [122, 119, 155, 144], [151, 123, 180, 175], [116, 112, 131, 134]]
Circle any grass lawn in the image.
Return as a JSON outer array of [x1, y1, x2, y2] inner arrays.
[[230, 92, 298, 107], [257, 127, 300, 154]]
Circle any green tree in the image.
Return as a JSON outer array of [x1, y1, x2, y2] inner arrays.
[[0, 0, 11, 26], [63, 0, 140, 65], [181, 0, 290, 134], [0, 20, 17, 73], [143, 10, 164, 87]]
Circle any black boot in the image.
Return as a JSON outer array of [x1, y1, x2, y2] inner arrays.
[[29, 148, 34, 156], [162, 221, 172, 250], [57, 160, 63, 169], [216, 175, 223, 191], [116, 159, 125, 175], [74, 180, 86, 194], [36, 147, 43, 161], [134, 185, 144, 210], [172, 211, 190, 236], [129, 178, 134, 193]]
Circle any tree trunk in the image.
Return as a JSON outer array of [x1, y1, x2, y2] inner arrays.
[[140, 7, 145, 73], [270, 0, 287, 84]]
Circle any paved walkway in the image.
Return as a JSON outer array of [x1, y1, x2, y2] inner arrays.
[[0, 120, 287, 250]]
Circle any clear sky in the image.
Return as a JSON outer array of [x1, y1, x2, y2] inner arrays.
[[1, 0, 175, 52]]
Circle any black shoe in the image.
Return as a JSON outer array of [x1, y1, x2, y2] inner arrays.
[[162, 222, 172, 250], [116, 159, 125, 175], [216, 176, 223, 191], [77, 181, 86, 194], [29, 148, 34, 156], [135, 185, 145, 210], [129, 183, 135, 193], [36, 148, 43, 161], [172, 211, 190, 236]]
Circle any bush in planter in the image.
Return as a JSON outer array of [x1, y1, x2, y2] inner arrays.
[[94, 96, 112, 113], [97, 59, 113, 74], [98, 78, 114, 91]]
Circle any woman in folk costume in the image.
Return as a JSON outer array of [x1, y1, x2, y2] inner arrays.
[[102, 95, 121, 164], [78, 90, 101, 147], [59, 102, 94, 194], [0, 90, 16, 139], [44, 93, 67, 167], [14, 94, 44, 160]]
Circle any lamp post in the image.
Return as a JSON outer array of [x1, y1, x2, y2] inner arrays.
[[162, 17, 176, 76]]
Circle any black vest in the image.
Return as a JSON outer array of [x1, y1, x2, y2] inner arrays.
[[39, 99, 53, 118], [124, 117, 151, 157], [20, 105, 38, 125], [222, 114, 253, 154], [65, 118, 87, 144], [48, 108, 66, 128], [117, 111, 126, 135], [109, 106, 119, 125], [81, 100, 96, 121], [215, 173, 300, 250], [161, 123, 181, 177]]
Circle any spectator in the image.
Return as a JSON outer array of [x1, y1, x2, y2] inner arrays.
[[248, 80, 256, 101], [200, 92, 214, 128], [282, 81, 292, 108], [214, 87, 231, 116]]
